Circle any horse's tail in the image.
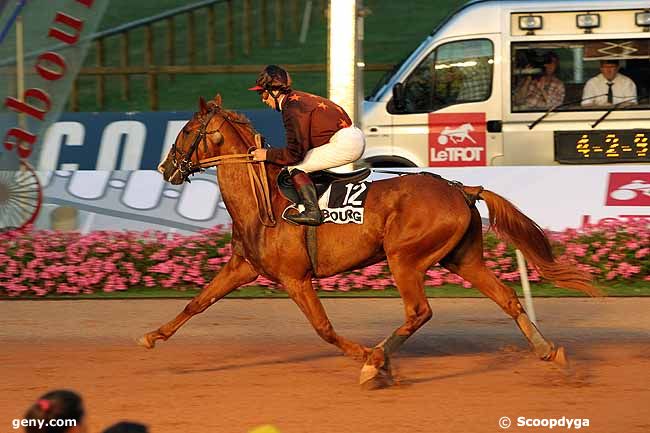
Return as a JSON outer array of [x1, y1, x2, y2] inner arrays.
[[472, 188, 602, 297]]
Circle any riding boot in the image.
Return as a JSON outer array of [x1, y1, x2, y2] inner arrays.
[[287, 170, 322, 226]]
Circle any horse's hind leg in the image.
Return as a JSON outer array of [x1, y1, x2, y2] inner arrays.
[[282, 278, 370, 361], [441, 210, 566, 365], [360, 261, 432, 386], [138, 253, 258, 349]]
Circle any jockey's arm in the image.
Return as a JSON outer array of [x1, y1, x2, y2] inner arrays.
[[265, 109, 312, 165]]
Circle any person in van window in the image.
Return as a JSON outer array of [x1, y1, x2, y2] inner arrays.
[[456, 58, 492, 102], [581, 59, 637, 106], [514, 52, 565, 110], [248, 65, 366, 226]]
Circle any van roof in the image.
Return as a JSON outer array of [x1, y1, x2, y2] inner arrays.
[[432, 0, 650, 36]]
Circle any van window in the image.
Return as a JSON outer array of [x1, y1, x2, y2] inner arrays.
[[395, 39, 494, 114], [511, 39, 650, 112]]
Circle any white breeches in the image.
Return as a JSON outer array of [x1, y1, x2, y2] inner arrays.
[[288, 126, 365, 173]]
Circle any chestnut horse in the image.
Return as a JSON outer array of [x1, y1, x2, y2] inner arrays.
[[143, 95, 599, 386]]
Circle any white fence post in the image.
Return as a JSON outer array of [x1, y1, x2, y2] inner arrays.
[[515, 249, 537, 325]]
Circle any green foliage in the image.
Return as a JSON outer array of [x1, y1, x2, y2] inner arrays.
[[75, 0, 467, 111]]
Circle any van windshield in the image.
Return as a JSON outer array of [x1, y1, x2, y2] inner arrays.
[[511, 39, 650, 113], [366, 55, 409, 101]]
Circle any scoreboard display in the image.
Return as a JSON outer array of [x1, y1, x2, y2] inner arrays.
[[554, 130, 650, 164]]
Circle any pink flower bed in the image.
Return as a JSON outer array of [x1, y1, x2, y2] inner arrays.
[[0, 219, 648, 297]]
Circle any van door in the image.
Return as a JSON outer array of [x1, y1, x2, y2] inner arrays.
[[389, 37, 503, 167]]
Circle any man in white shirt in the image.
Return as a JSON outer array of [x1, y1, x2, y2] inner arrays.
[[581, 59, 637, 106]]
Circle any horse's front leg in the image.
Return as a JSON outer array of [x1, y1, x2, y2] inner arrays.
[[283, 278, 371, 361], [138, 253, 258, 349]]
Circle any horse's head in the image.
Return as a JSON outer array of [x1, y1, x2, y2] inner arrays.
[[158, 94, 247, 185]]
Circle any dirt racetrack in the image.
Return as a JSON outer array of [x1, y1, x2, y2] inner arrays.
[[1, 297, 649, 433]]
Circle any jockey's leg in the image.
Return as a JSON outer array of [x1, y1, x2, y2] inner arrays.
[[284, 126, 364, 226], [285, 169, 322, 226], [282, 277, 370, 361], [288, 126, 365, 173], [138, 253, 258, 349]]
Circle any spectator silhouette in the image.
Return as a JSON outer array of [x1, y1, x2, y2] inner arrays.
[[22, 390, 86, 433], [102, 421, 149, 433]]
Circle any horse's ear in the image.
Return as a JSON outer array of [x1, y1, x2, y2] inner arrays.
[[214, 94, 222, 107], [199, 96, 208, 114]]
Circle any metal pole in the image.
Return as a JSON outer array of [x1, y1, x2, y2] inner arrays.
[[16, 15, 26, 132], [327, 0, 357, 172], [299, 0, 312, 44], [355, 1, 365, 130], [515, 249, 537, 325]]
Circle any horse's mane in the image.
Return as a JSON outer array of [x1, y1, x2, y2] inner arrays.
[[205, 101, 259, 140], [206, 102, 266, 153]]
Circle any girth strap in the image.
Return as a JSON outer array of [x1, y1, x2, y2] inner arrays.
[[306, 226, 318, 276]]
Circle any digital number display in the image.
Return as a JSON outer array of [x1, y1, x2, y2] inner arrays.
[[554, 130, 650, 164]]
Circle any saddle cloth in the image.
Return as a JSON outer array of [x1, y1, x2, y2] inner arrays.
[[277, 168, 372, 225]]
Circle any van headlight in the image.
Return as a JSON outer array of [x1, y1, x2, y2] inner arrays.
[[576, 14, 600, 31], [636, 11, 650, 30], [518, 15, 543, 33]]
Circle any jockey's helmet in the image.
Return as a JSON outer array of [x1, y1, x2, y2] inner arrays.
[[248, 65, 292, 93]]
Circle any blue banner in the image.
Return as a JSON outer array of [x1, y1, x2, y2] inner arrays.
[[37, 110, 286, 170]]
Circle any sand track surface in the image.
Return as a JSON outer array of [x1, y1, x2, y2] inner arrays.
[[1, 298, 649, 433]]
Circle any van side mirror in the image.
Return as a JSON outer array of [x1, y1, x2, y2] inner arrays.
[[392, 83, 406, 112]]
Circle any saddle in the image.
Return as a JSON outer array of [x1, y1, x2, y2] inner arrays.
[[277, 167, 371, 205]]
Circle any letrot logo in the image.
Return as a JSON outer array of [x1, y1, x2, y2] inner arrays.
[[437, 123, 476, 145], [428, 113, 486, 167], [605, 172, 650, 206]]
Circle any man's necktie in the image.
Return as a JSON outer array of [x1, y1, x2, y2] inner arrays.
[[607, 82, 613, 103]]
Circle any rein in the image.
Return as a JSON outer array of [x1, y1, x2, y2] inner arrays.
[[180, 110, 276, 227]]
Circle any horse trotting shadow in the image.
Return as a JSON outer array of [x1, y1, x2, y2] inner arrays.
[[142, 94, 601, 388]]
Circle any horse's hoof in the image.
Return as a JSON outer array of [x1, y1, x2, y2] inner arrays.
[[359, 363, 394, 390], [359, 363, 379, 385], [137, 335, 155, 349], [359, 348, 393, 388], [551, 346, 570, 369]]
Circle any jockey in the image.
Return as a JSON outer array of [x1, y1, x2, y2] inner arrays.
[[248, 65, 366, 226]]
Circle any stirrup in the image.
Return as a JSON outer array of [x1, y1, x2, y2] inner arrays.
[[281, 205, 301, 225], [285, 210, 322, 226]]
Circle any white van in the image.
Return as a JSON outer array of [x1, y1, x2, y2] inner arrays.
[[361, 0, 650, 167]]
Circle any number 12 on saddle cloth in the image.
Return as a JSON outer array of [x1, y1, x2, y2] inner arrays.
[[318, 181, 371, 225]]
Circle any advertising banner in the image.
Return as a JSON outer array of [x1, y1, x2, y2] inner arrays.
[[426, 166, 649, 231], [37, 110, 286, 170], [1, 0, 110, 169], [33, 166, 650, 233]]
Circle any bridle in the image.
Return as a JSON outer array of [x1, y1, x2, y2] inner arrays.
[[170, 111, 226, 180], [170, 107, 277, 227]]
